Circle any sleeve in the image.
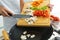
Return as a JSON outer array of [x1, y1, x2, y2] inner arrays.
[[0, 0, 3, 6]]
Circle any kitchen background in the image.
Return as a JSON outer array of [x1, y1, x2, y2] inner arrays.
[[50, 0, 60, 18]]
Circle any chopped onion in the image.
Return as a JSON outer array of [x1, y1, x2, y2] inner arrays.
[[20, 35, 27, 40], [30, 35, 35, 38], [23, 31, 27, 34]]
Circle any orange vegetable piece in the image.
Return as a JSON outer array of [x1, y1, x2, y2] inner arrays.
[[33, 10, 49, 17], [50, 15, 60, 21], [33, 10, 43, 16], [32, 1, 40, 7], [43, 10, 49, 17], [32, 0, 44, 7], [53, 17, 60, 21]]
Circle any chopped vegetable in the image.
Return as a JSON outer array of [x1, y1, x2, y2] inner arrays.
[[20, 35, 27, 40], [30, 6, 48, 10], [33, 10, 43, 16], [41, 6, 48, 10], [33, 10, 49, 17], [43, 10, 49, 17], [30, 7, 38, 10], [50, 15, 60, 21], [31, 0, 44, 7], [27, 34, 31, 38], [30, 35, 35, 38], [25, 17, 37, 24], [23, 31, 27, 34], [31, 1, 40, 7], [54, 17, 59, 21]]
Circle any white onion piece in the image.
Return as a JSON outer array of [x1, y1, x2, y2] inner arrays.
[[25, 16, 37, 24], [28, 21, 33, 24], [23, 31, 27, 34], [28, 22, 31, 24], [26, 12, 33, 16], [30, 35, 35, 38], [24, 9, 33, 13], [20, 35, 27, 40], [27, 34, 31, 38], [30, 16, 37, 22]]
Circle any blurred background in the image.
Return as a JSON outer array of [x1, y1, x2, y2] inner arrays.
[[50, 0, 60, 18]]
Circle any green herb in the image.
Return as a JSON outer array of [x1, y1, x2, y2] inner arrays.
[[30, 7, 38, 10], [41, 6, 48, 10], [30, 6, 48, 10]]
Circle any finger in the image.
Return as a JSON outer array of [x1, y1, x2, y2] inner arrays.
[[0, 9, 6, 16], [2, 9, 10, 16], [3, 7, 13, 16], [0, 10, 2, 13], [0, 10, 3, 15], [1, 12, 7, 16]]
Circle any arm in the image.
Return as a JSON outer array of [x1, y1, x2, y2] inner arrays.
[[20, 0, 24, 12]]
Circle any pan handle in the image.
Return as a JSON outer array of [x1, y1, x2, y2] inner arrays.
[[2, 29, 10, 40]]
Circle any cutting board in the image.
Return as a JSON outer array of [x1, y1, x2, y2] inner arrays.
[[17, 0, 50, 27]]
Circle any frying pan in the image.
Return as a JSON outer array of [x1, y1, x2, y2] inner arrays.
[[9, 25, 53, 40]]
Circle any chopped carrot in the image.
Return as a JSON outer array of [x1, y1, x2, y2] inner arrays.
[[31, 0, 44, 7], [32, 1, 40, 7]]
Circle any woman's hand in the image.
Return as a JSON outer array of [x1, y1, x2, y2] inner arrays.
[[0, 6, 13, 16]]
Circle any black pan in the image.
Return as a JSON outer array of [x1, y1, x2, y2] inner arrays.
[[9, 25, 53, 40]]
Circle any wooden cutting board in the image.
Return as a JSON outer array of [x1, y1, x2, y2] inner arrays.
[[17, 0, 50, 27]]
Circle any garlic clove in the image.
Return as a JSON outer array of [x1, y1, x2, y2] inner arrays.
[[30, 35, 35, 38], [23, 31, 27, 34], [27, 34, 31, 38], [20, 35, 27, 40]]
